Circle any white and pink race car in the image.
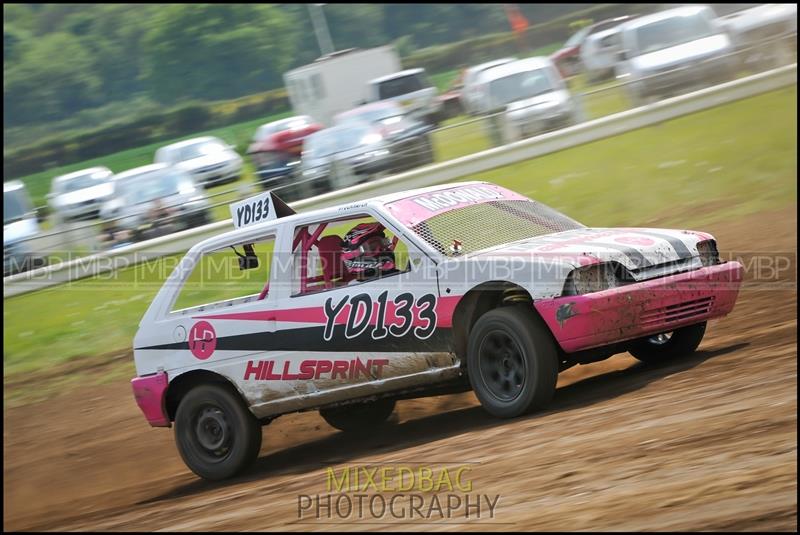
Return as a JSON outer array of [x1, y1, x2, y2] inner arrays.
[[131, 181, 743, 480]]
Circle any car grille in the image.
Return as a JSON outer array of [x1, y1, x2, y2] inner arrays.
[[640, 296, 715, 328]]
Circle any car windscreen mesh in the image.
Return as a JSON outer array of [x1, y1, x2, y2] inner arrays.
[[410, 200, 584, 257]]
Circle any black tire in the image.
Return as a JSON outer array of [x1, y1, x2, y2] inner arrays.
[[628, 322, 707, 364], [319, 399, 396, 432], [467, 306, 558, 419], [174, 383, 262, 481]]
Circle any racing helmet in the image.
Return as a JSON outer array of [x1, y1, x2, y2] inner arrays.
[[341, 222, 395, 277]]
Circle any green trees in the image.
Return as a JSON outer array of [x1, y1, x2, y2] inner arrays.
[[3, 3, 597, 133], [141, 4, 296, 104]]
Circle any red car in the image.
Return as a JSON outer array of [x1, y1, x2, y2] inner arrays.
[[247, 115, 323, 192], [551, 15, 635, 78]]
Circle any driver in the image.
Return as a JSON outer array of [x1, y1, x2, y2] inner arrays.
[[341, 222, 397, 280]]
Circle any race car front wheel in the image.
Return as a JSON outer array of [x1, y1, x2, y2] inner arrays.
[[467, 306, 558, 419], [628, 322, 707, 364], [319, 399, 396, 432], [174, 384, 262, 481]]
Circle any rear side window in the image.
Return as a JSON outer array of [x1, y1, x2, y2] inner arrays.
[[171, 235, 277, 313], [378, 74, 426, 99]]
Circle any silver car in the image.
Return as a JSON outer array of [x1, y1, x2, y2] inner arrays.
[[615, 5, 737, 105], [367, 68, 442, 126], [461, 57, 517, 115], [301, 117, 435, 199], [580, 26, 625, 84], [480, 57, 581, 145], [716, 3, 797, 71], [154, 136, 243, 187], [47, 166, 114, 226], [99, 164, 211, 244], [4, 180, 46, 276]]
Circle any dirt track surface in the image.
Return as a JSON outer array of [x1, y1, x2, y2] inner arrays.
[[3, 207, 797, 532]]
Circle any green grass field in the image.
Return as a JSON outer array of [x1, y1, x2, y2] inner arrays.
[[3, 85, 796, 381]]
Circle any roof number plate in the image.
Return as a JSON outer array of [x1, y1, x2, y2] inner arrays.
[[230, 191, 277, 229]]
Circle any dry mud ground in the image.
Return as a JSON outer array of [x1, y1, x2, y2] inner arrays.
[[3, 207, 797, 531]]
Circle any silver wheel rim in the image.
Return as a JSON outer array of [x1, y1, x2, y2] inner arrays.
[[648, 332, 673, 345]]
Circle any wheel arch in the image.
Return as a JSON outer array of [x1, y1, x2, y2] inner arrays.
[[451, 281, 541, 361], [165, 369, 249, 421]]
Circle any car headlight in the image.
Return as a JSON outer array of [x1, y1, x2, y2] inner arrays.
[[562, 263, 628, 296], [696, 240, 720, 267]]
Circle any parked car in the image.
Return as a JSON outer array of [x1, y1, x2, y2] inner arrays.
[[46, 166, 114, 226], [716, 3, 797, 71], [246, 116, 323, 192], [478, 57, 581, 145], [300, 118, 434, 198], [436, 70, 466, 121], [335, 100, 435, 166], [550, 16, 635, 78], [154, 136, 242, 187], [99, 164, 211, 245], [4, 180, 47, 276], [366, 68, 442, 126], [334, 100, 434, 134], [130, 181, 743, 480], [579, 26, 625, 83], [460, 58, 517, 115], [615, 5, 737, 105]]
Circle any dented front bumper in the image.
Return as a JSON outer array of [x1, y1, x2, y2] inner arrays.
[[131, 371, 171, 427], [534, 262, 744, 353]]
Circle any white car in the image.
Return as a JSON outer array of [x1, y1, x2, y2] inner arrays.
[[580, 26, 624, 84], [99, 164, 211, 244], [47, 166, 114, 225], [4, 180, 47, 276], [477, 57, 581, 144], [615, 5, 737, 105], [130, 182, 743, 481], [460, 57, 517, 115], [155, 136, 242, 187], [367, 68, 442, 126], [716, 3, 797, 70]]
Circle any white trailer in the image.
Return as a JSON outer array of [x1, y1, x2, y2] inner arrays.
[[283, 46, 403, 126]]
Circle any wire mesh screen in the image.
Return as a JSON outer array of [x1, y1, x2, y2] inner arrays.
[[410, 200, 585, 257]]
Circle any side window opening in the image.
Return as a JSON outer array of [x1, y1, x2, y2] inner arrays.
[[171, 235, 277, 313], [291, 214, 412, 296]]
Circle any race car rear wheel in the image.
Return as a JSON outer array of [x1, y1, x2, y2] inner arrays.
[[174, 384, 262, 481], [467, 306, 558, 418], [628, 321, 707, 364], [319, 399, 396, 432]]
